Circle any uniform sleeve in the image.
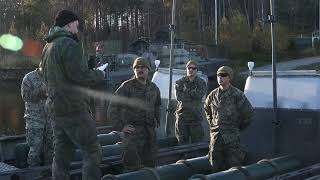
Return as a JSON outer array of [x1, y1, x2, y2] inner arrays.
[[21, 74, 46, 102], [61, 41, 104, 86], [204, 92, 214, 124], [154, 87, 161, 125], [107, 84, 127, 131], [190, 79, 207, 101], [175, 79, 187, 101], [237, 93, 254, 131]]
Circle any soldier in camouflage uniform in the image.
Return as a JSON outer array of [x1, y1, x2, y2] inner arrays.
[[175, 60, 207, 144], [40, 10, 105, 180], [21, 69, 53, 167], [204, 66, 254, 172], [107, 57, 161, 172]]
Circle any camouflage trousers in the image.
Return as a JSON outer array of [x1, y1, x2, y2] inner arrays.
[[122, 125, 157, 172], [175, 115, 204, 145], [52, 111, 102, 180], [208, 134, 242, 172], [26, 120, 53, 167]]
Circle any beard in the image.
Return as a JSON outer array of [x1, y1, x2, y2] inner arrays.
[[135, 72, 147, 81], [135, 70, 149, 82], [137, 75, 146, 80]]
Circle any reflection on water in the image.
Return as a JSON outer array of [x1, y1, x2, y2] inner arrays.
[[0, 80, 25, 135]]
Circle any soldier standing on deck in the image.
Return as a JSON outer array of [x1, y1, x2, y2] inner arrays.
[[107, 57, 161, 172], [204, 66, 254, 172], [21, 68, 53, 167], [40, 10, 105, 180], [175, 60, 207, 144]]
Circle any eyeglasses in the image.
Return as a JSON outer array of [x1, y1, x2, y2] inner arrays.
[[217, 73, 228, 77], [134, 65, 147, 69], [187, 67, 197, 70]]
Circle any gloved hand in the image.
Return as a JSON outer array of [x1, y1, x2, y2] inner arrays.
[[87, 55, 97, 70]]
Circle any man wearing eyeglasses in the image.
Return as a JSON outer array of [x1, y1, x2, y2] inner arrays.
[[204, 66, 254, 172], [174, 60, 207, 145], [107, 57, 161, 172]]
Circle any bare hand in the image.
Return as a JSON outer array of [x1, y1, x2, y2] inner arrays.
[[122, 124, 135, 134]]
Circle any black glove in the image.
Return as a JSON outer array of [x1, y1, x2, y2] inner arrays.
[[88, 55, 97, 70]]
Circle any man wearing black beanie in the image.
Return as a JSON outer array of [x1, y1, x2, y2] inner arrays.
[[40, 9, 105, 180], [54, 10, 79, 28]]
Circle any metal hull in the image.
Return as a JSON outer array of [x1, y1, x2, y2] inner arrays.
[[241, 108, 320, 165]]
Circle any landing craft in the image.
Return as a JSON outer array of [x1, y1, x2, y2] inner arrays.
[[2, 0, 320, 179], [2, 67, 320, 179], [242, 70, 320, 165], [0, 22, 227, 180], [190, 70, 320, 180], [99, 69, 320, 180], [0, 67, 211, 180]]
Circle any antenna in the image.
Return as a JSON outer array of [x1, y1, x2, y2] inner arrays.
[[165, 0, 176, 137], [268, 0, 279, 156]]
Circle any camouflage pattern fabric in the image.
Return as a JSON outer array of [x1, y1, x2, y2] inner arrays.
[[21, 69, 53, 167], [204, 85, 253, 171], [208, 134, 242, 172], [40, 26, 104, 180], [25, 122, 53, 167], [21, 70, 48, 129], [122, 126, 157, 170], [175, 120, 204, 144], [175, 76, 207, 144], [107, 78, 161, 171], [40, 26, 104, 116], [52, 111, 101, 180]]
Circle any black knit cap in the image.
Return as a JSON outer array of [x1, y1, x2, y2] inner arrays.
[[54, 10, 79, 27]]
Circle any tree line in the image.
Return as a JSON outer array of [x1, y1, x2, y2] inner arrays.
[[0, 0, 319, 57]]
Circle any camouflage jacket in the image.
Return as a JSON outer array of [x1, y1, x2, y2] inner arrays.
[[40, 26, 104, 115], [107, 78, 161, 131], [175, 76, 207, 118], [204, 85, 254, 143], [21, 69, 47, 128]]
